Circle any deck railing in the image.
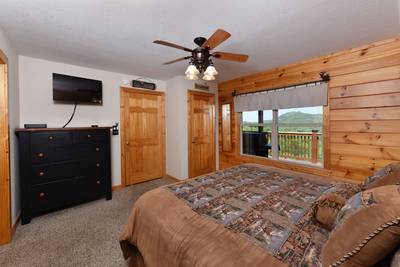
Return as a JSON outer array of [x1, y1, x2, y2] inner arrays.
[[278, 131, 322, 163]]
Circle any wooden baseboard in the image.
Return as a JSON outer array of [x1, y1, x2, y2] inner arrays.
[[165, 174, 183, 182], [112, 184, 123, 191], [11, 213, 21, 237]]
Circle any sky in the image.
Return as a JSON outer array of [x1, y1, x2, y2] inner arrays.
[[242, 106, 323, 122]]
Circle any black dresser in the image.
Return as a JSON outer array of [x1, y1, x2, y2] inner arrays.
[[15, 127, 112, 224]]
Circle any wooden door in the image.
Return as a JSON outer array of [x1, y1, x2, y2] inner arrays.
[[121, 88, 165, 185], [188, 90, 216, 178], [0, 49, 11, 245]]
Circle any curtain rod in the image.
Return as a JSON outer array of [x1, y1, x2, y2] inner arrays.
[[232, 72, 330, 97]]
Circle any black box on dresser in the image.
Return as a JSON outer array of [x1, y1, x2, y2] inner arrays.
[[15, 127, 112, 224]]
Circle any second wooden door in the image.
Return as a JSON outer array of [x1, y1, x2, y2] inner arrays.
[[121, 88, 165, 185], [188, 90, 216, 178]]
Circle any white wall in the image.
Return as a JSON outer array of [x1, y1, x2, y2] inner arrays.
[[0, 26, 20, 224], [165, 75, 219, 180], [18, 56, 166, 186], [16, 57, 219, 221]]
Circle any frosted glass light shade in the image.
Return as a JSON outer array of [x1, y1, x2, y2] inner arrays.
[[185, 73, 198, 80], [185, 64, 199, 75], [202, 74, 215, 81], [204, 65, 218, 76]]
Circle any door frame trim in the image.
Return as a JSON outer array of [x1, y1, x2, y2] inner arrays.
[[0, 48, 11, 245], [187, 89, 216, 178], [120, 87, 166, 187]]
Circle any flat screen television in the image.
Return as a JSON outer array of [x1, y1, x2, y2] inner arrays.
[[53, 73, 102, 104]]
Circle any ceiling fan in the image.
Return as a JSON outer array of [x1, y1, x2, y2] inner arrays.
[[153, 29, 249, 81]]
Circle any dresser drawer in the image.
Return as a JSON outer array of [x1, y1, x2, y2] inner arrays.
[[77, 143, 108, 160], [31, 143, 107, 164], [30, 132, 72, 147], [73, 131, 109, 144], [31, 146, 75, 163], [31, 177, 105, 214], [31, 159, 105, 184]]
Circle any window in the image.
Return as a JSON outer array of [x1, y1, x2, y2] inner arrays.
[[241, 106, 323, 165]]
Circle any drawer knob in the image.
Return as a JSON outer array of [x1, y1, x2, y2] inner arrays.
[[87, 134, 92, 138], [39, 192, 45, 197], [48, 136, 54, 141], [37, 152, 44, 158], [96, 163, 100, 167], [96, 180, 101, 185], [95, 147, 100, 152], [39, 171, 45, 177]]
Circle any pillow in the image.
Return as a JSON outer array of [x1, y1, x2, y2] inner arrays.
[[370, 246, 400, 267], [313, 183, 361, 230], [362, 163, 400, 190], [392, 247, 400, 267], [321, 185, 400, 267]]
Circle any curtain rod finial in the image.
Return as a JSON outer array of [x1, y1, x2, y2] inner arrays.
[[319, 72, 330, 82]]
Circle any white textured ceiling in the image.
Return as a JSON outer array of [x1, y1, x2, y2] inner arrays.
[[0, 0, 399, 81]]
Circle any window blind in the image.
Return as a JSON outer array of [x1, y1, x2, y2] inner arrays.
[[233, 82, 328, 112]]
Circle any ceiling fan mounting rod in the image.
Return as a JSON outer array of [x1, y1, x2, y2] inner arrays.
[[194, 37, 207, 47]]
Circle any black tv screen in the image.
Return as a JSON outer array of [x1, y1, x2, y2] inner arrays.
[[53, 73, 102, 104]]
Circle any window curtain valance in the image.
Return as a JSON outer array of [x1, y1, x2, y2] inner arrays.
[[233, 82, 328, 112]]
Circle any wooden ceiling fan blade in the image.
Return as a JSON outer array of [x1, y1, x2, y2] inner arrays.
[[202, 29, 231, 50], [163, 56, 191, 65], [213, 52, 249, 62], [153, 40, 192, 52]]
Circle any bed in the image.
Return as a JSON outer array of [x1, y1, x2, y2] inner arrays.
[[119, 163, 399, 267]]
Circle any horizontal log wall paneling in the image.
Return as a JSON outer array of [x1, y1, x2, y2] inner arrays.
[[218, 37, 400, 181], [330, 133, 400, 147]]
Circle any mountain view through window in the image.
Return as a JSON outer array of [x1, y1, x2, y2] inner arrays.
[[242, 106, 323, 165]]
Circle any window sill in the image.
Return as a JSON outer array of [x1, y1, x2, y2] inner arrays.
[[239, 153, 327, 174], [278, 157, 323, 168]]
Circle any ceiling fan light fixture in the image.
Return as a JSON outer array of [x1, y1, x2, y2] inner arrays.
[[204, 64, 218, 76], [185, 63, 199, 75], [185, 73, 199, 80], [202, 74, 215, 81]]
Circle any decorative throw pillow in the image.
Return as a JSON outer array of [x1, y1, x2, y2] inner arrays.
[[361, 163, 400, 190], [321, 185, 400, 267], [391, 247, 400, 267], [313, 183, 361, 230]]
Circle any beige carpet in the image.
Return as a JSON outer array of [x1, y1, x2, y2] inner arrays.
[[0, 177, 173, 267]]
